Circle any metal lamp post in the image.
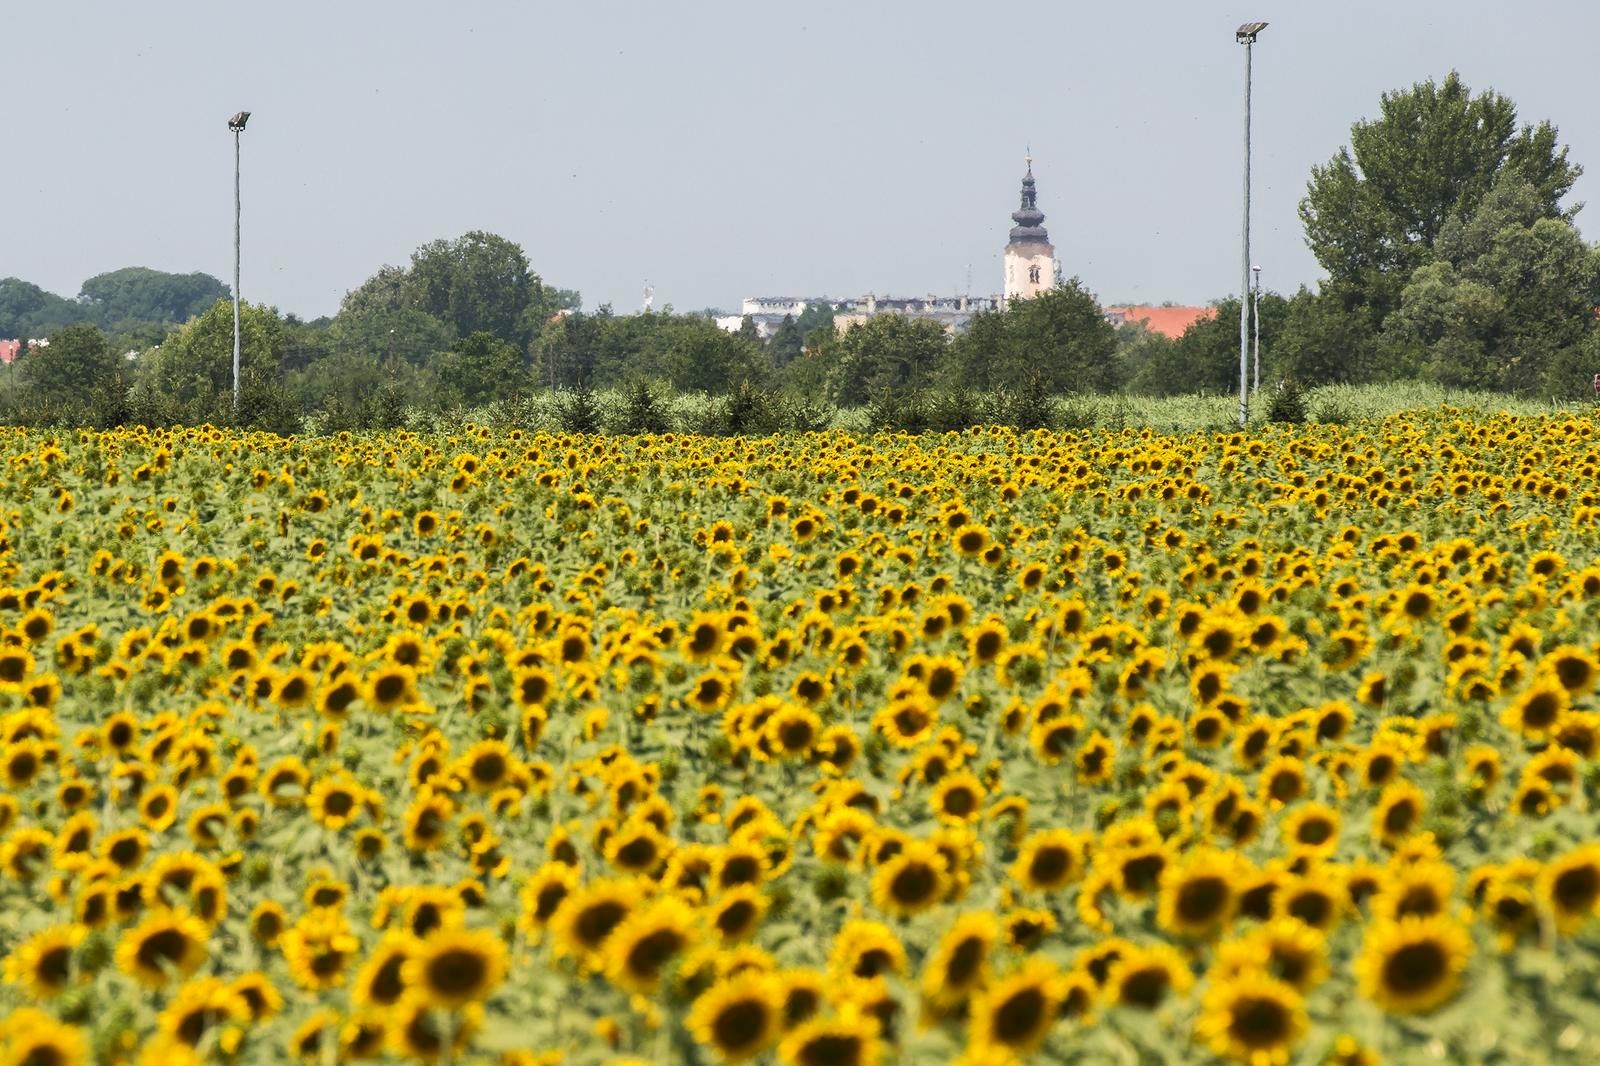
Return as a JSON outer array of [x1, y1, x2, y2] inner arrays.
[[1235, 22, 1266, 427], [228, 110, 251, 409], [1252, 264, 1262, 392]]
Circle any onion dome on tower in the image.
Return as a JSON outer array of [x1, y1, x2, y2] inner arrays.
[[1003, 152, 1056, 304]]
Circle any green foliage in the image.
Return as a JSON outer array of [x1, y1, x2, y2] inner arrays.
[[710, 377, 777, 435], [558, 384, 601, 434], [407, 231, 540, 345], [1124, 295, 1290, 396], [20, 323, 123, 411], [1387, 180, 1600, 394], [77, 267, 229, 327], [828, 316, 948, 407], [1272, 287, 1385, 387], [615, 378, 670, 435], [768, 314, 804, 368], [140, 299, 287, 416], [1300, 71, 1582, 321], [230, 366, 302, 435], [435, 331, 526, 407], [1265, 378, 1309, 423], [0, 278, 81, 338], [866, 388, 932, 433], [990, 370, 1057, 430], [947, 282, 1119, 395]]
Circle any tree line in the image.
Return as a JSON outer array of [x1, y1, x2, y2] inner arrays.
[[4, 71, 1598, 433]]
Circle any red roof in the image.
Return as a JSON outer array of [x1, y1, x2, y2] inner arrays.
[[1104, 305, 1216, 339]]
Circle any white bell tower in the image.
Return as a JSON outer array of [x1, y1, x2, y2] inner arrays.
[[1003, 152, 1055, 306]]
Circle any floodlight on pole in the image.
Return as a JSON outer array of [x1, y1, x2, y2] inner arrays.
[[228, 111, 250, 409], [1252, 265, 1262, 392], [1235, 22, 1265, 427]]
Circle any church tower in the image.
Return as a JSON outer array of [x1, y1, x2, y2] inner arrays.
[[1003, 154, 1055, 305]]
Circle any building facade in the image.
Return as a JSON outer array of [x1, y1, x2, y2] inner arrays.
[[1002, 157, 1055, 306]]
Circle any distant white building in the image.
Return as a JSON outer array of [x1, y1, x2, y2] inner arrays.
[[1002, 155, 1056, 307], [716, 297, 841, 340], [715, 154, 1057, 336]]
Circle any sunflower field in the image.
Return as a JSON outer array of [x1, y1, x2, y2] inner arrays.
[[2, 410, 1600, 1065]]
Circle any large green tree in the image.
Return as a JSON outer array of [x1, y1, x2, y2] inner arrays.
[[77, 268, 229, 327], [141, 299, 288, 411], [1123, 296, 1289, 396], [1300, 72, 1581, 321], [0, 279, 79, 338], [827, 315, 949, 406], [1386, 180, 1600, 394], [407, 232, 539, 345], [998, 281, 1122, 394], [21, 323, 124, 409], [434, 331, 527, 406]]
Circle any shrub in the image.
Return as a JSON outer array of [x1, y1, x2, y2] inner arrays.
[[615, 379, 670, 435], [559, 384, 602, 434], [930, 386, 981, 432], [1266, 378, 1308, 424], [867, 389, 931, 433]]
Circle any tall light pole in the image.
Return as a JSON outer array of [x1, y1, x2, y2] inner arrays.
[[228, 111, 251, 409], [1252, 264, 1262, 392], [1235, 22, 1266, 427]]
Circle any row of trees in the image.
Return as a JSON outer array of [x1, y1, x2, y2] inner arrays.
[[4, 71, 1597, 433]]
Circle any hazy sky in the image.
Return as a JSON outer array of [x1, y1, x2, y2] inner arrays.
[[7, 1, 1599, 319]]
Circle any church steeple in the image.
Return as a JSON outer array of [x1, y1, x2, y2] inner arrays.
[[1002, 150, 1056, 305], [1008, 152, 1049, 246]]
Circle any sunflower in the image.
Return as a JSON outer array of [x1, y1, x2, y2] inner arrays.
[[552, 878, 640, 963], [713, 840, 770, 892], [1011, 828, 1086, 892], [764, 704, 821, 760], [400, 887, 466, 939], [966, 956, 1060, 1054], [250, 900, 288, 947], [458, 739, 517, 793], [365, 664, 418, 711], [1196, 972, 1308, 1066], [385, 996, 480, 1061], [1499, 679, 1569, 741], [687, 974, 782, 1063], [231, 971, 283, 1021], [710, 884, 769, 943], [1537, 843, 1600, 934], [1213, 919, 1328, 993], [1372, 781, 1426, 846], [402, 792, 454, 853], [281, 909, 360, 991], [158, 976, 250, 1048], [604, 896, 698, 994], [606, 821, 672, 876], [1280, 802, 1340, 860], [1107, 943, 1193, 1010], [920, 912, 998, 1010], [3, 924, 83, 999], [829, 920, 906, 981], [871, 841, 950, 918], [0, 1010, 88, 1065], [117, 908, 209, 987], [520, 862, 581, 937], [307, 773, 366, 832], [1157, 847, 1241, 940], [778, 1009, 883, 1066], [1354, 915, 1473, 1014], [953, 525, 990, 558], [402, 926, 507, 1008], [1371, 861, 1454, 923]]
